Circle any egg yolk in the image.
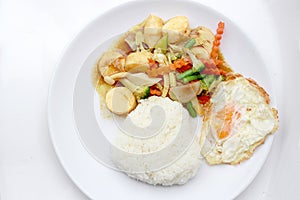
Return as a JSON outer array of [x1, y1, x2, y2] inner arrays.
[[216, 105, 241, 139]]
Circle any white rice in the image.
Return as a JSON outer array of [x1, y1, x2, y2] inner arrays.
[[111, 96, 202, 186]]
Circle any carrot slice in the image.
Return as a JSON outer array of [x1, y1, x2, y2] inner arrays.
[[146, 58, 192, 77], [150, 86, 162, 96], [211, 22, 225, 63]]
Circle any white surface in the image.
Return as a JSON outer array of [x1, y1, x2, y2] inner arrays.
[[48, 1, 279, 199], [48, 0, 281, 200], [0, 0, 299, 200]]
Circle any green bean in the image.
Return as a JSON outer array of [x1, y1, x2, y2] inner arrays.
[[186, 102, 197, 118], [184, 38, 196, 49]]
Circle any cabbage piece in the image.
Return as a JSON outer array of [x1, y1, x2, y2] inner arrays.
[[169, 81, 202, 103], [126, 73, 161, 87]]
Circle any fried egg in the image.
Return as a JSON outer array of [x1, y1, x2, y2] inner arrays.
[[200, 75, 279, 165]]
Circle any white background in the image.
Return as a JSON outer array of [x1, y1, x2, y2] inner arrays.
[[0, 0, 299, 199]]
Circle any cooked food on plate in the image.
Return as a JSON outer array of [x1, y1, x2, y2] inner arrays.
[[200, 74, 279, 165], [92, 14, 279, 186], [112, 96, 201, 186]]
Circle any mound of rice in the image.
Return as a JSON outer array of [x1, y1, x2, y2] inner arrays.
[[111, 96, 201, 186]]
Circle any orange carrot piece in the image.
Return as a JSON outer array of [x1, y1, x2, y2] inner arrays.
[[211, 21, 225, 63], [150, 86, 162, 96], [173, 58, 192, 73], [173, 58, 191, 69], [146, 58, 192, 77]]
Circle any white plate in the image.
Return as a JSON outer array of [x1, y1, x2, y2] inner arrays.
[[48, 0, 276, 199]]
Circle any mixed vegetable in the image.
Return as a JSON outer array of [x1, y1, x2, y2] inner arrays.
[[97, 15, 233, 117]]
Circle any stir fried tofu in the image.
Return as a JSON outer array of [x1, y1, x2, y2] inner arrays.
[[162, 16, 190, 44], [125, 51, 153, 73], [144, 14, 164, 48]]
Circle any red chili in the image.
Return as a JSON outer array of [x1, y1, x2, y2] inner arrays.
[[198, 95, 211, 105], [176, 64, 192, 73]]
